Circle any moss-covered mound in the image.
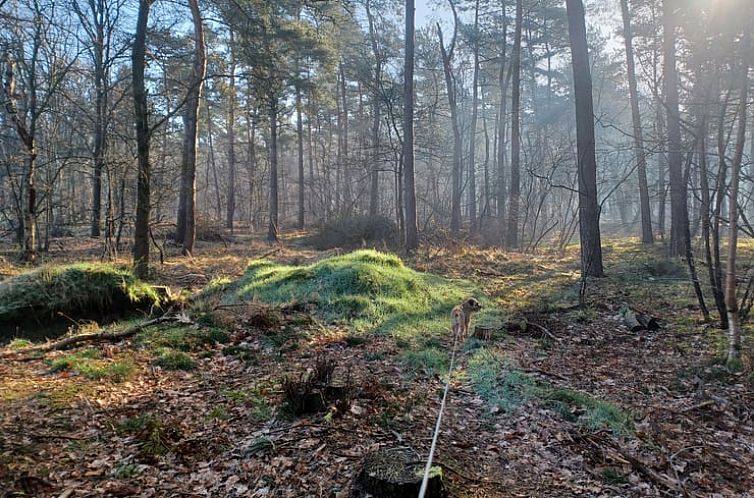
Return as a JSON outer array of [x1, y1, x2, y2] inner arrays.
[[0, 263, 161, 334], [223, 250, 504, 339]]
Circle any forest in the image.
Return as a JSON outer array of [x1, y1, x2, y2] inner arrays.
[[0, 0, 753, 496]]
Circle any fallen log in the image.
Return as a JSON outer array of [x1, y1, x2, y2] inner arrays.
[[0, 315, 179, 359]]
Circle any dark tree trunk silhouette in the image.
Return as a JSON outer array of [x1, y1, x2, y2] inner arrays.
[[268, 103, 279, 243], [227, 31, 237, 232], [506, 0, 523, 248], [566, 0, 604, 277], [403, 0, 418, 251], [178, 0, 206, 257], [132, 0, 152, 278], [663, 0, 688, 257]]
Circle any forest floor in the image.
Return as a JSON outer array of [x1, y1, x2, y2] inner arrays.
[[0, 234, 753, 498]]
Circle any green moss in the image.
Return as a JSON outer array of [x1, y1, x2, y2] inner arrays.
[[47, 349, 135, 382], [219, 250, 504, 340], [152, 348, 197, 371], [136, 325, 229, 352], [466, 347, 632, 434], [0, 263, 160, 327], [543, 388, 633, 435]]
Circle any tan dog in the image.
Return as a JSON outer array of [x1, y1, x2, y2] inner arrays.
[[451, 298, 482, 340]]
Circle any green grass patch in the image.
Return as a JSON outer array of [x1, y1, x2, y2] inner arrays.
[[401, 347, 449, 376], [47, 349, 135, 381], [8, 338, 32, 349], [467, 348, 534, 412], [466, 347, 632, 434], [136, 325, 229, 352], [206, 405, 230, 421], [0, 263, 161, 330], [217, 250, 504, 342], [152, 348, 197, 371], [543, 387, 633, 435]]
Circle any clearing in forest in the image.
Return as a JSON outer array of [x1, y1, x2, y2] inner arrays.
[[0, 238, 752, 498]]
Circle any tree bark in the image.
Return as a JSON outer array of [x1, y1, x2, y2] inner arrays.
[[366, 0, 381, 217], [268, 103, 279, 243], [403, 0, 418, 251], [227, 30, 237, 232], [725, 31, 750, 364], [566, 0, 604, 277], [620, 0, 653, 245], [497, 1, 509, 237], [506, 0, 523, 248], [132, 0, 152, 278], [663, 0, 688, 257], [297, 83, 305, 229], [179, 0, 207, 257]]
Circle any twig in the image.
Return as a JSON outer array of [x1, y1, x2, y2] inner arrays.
[[525, 320, 561, 342]]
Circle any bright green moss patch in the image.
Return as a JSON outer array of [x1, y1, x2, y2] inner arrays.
[[47, 349, 136, 382], [0, 263, 160, 333], [223, 250, 504, 340]]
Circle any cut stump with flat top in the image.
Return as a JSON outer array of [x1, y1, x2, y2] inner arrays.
[[354, 447, 444, 498]]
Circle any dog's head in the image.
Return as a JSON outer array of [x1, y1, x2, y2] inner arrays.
[[463, 297, 482, 312]]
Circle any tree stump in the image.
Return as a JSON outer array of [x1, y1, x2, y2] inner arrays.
[[354, 447, 444, 498], [473, 325, 497, 340]]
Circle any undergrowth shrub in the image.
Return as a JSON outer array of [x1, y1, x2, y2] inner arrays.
[[307, 215, 398, 250]]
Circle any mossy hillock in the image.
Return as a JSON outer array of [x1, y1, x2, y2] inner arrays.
[[218, 250, 504, 341], [0, 263, 161, 336]]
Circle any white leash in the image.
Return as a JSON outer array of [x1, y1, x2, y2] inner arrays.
[[417, 331, 460, 498]]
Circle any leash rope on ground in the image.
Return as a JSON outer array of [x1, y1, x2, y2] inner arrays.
[[418, 330, 460, 498]]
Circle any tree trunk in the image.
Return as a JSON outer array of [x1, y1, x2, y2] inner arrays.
[[497, 1, 509, 237], [725, 32, 750, 364], [403, 0, 418, 251], [467, 0, 480, 235], [663, 0, 688, 257], [437, 1, 461, 235], [226, 30, 237, 232], [620, 0, 653, 245], [132, 0, 152, 278], [506, 0, 523, 248], [366, 0, 381, 217], [268, 103, 279, 243], [179, 0, 206, 257], [566, 0, 604, 277], [90, 5, 106, 239], [297, 84, 305, 229]]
